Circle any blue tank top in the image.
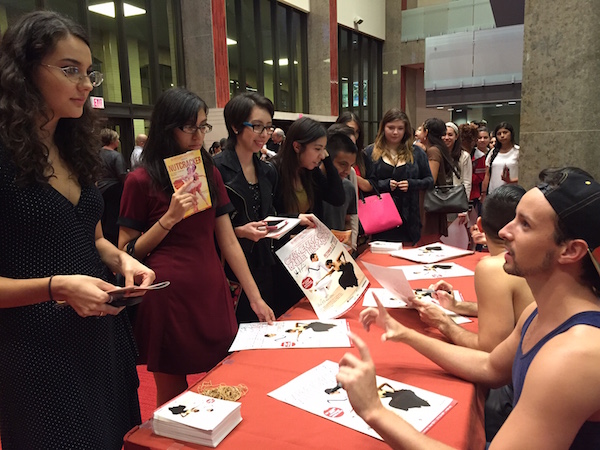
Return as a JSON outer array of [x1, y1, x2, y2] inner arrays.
[[513, 308, 600, 449]]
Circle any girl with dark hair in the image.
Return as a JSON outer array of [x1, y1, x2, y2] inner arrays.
[[214, 92, 279, 322], [272, 116, 344, 218], [481, 121, 519, 197], [0, 11, 155, 449], [208, 141, 221, 155], [364, 108, 433, 244], [118, 87, 274, 407], [270, 116, 345, 315], [470, 125, 489, 211], [335, 111, 371, 194], [420, 117, 451, 240], [444, 122, 472, 200]]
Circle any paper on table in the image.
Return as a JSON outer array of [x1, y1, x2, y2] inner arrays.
[[361, 261, 416, 303], [268, 360, 456, 440], [440, 217, 470, 249], [393, 263, 474, 281], [361, 288, 471, 324], [390, 242, 473, 264], [228, 319, 352, 351]]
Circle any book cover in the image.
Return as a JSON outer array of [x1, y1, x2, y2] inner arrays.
[[153, 390, 242, 447], [275, 217, 369, 320], [163, 150, 212, 218]]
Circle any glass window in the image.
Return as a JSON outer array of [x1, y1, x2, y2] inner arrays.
[[88, 0, 123, 103], [123, 0, 151, 105], [226, 0, 307, 112], [261, 0, 273, 100], [44, 0, 82, 22], [0, 1, 37, 35], [241, 1, 258, 93], [277, 4, 290, 111], [338, 27, 382, 145], [226, 0, 239, 97]]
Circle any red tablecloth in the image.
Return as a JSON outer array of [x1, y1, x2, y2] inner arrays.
[[124, 250, 486, 450]]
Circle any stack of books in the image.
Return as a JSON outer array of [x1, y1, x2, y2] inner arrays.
[[153, 391, 242, 447]]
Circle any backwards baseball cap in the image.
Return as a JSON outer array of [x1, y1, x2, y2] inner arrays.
[[539, 170, 600, 275]]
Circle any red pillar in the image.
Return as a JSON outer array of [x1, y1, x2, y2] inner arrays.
[[212, 0, 230, 108]]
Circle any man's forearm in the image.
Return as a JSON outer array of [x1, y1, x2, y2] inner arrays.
[[437, 320, 479, 350], [401, 328, 491, 384], [364, 407, 455, 450]]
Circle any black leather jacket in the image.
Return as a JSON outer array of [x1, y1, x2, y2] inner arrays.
[[214, 149, 278, 268]]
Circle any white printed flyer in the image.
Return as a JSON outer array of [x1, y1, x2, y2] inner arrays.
[[275, 217, 369, 319], [268, 360, 456, 440], [228, 319, 352, 351], [390, 242, 473, 264]]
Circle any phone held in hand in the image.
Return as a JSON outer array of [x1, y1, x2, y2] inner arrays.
[[107, 281, 171, 307], [265, 219, 287, 231]]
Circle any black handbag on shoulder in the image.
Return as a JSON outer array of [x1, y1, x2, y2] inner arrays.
[[424, 149, 468, 214], [424, 184, 468, 213]]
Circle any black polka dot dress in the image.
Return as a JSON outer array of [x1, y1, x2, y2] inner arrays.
[[0, 147, 141, 449]]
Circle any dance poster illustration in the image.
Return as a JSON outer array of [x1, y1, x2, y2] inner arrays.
[[393, 263, 474, 281], [390, 242, 473, 264], [275, 217, 369, 319], [268, 360, 456, 439], [164, 150, 211, 218], [228, 319, 351, 351]]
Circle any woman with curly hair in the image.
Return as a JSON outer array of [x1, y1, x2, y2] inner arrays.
[[363, 108, 433, 244], [0, 11, 155, 449]]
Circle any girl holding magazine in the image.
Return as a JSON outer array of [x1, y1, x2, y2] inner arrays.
[[118, 87, 274, 407]]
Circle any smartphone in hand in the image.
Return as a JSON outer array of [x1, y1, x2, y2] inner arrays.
[[107, 281, 170, 307]]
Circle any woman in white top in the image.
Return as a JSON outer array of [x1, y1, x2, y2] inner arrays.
[[481, 122, 519, 197], [443, 122, 472, 200]]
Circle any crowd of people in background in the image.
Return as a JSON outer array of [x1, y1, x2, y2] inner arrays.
[[17, 9, 600, 450]]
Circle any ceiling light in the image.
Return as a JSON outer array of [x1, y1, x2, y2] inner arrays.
[[508, 101, 517, 105], [447, 108, 454, 111], [227, 38, 237, 45], [88, 2, 146, 18], [264, 58, 298, 66], [436, 106, 444, 110], [496, 104, 503, 107]]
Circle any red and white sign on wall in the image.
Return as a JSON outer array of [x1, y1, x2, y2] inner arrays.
[[90, 96, 105, 109]]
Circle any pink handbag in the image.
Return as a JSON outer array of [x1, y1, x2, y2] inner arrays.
[[358, 190, 403, 235]]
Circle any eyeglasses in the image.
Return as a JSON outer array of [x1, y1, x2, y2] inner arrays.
[[41, 64, 104, 87], [179, 123, 213, 134], [243, 122, 276, 135]]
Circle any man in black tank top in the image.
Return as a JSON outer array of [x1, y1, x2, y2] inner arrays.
[[336, 167, 600, 449]]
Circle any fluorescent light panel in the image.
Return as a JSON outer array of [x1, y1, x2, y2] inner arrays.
[[88, 2, 146, 18], [263, 58, 298, 66]]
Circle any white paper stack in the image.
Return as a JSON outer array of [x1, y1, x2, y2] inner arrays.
[[153, 391, 242, 447], [369, 241, 403, 254]]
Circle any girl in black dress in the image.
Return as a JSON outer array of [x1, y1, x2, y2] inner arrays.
[[0, 11, 155, 449]]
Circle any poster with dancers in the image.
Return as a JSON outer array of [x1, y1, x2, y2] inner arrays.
[[228, 319, 351, 351], [275, 217, 369, 319], [268, 360, 456, 440]]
